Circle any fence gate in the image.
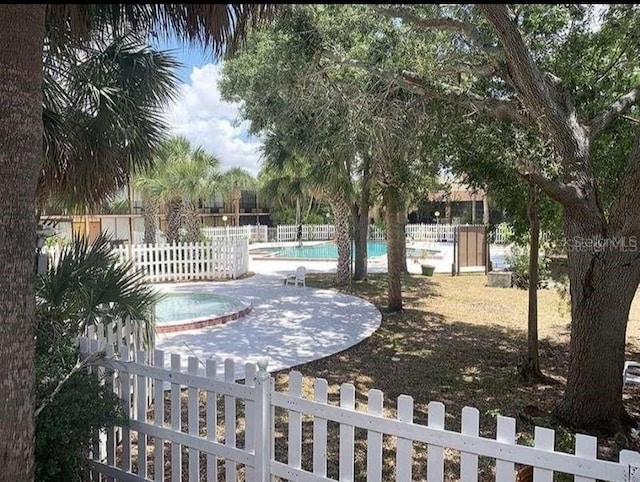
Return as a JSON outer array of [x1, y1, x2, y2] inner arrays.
[[452, 225, 490, 275]]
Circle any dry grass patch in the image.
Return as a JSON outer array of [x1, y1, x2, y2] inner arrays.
[[273, 273, 640, 472]]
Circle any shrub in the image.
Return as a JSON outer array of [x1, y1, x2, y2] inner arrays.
[[35, 360, 126, 482], [35, 234, 155, 481], [505, 244, 551, 289]]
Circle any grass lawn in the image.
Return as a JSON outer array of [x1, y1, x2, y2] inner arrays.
[[265, 272, 640, 479]]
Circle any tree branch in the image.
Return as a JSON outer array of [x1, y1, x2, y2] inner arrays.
[[367, 4, 500, 54], [401, 69, 532, 125], [439, 62, 499, 78], [35, 350, 106, 418], [516, 162, 580, 206], [322, 52, 532, 126], [590, 86, 640, 141], [478, 5, 589, 163]]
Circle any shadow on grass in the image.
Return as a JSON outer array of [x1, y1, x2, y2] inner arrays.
[[276, 272, 640, 478]]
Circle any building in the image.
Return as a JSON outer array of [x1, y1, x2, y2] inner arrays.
[[412, 174, 503, 225], [42, 187, 271, 243]]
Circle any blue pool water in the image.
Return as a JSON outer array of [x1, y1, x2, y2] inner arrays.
[[261, 241, 437, 260], [155, 292, 246, 324]]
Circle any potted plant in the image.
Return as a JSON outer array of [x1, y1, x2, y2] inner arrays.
[[420, 263, 436, 276]]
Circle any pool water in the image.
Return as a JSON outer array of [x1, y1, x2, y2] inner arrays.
[[156, 292, 247, 324], [260, 241, 438, 260]]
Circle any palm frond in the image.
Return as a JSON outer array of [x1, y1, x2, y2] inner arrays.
[[39, 33, 181, 209], [46, 4, 275, 58], [37, 234, 157, 347]]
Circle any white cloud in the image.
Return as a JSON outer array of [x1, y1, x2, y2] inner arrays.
[[165, 63, 263, 176]]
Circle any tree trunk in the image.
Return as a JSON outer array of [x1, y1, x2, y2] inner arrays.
[[295, 196, 301, 226], [519, 187, 544, 380], [471, 194, 477, 224], [353, 158, 373, 281], [183, 204, 201, 243], [483, 193, 490, 224], [142, 200, 158, 245], [554, 221, 640, 432], [399, 205, 408, 273], [330, 197, 351, 286], [0, 5, 46, 480], [233, 189, 241, 226], [165, 199, 182, 244], [352, 207, 369, 281], [384, 189, 404, 311]]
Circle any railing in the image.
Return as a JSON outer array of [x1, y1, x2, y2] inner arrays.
[[275, 223, 512, 244], [114, 239, 249, 282], [201, 225, 268, 243], [80, 339, 640, 482]]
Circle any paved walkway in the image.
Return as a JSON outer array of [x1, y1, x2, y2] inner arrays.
[[155, 272, 381, 379]]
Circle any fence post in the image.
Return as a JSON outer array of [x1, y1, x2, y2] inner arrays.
[[620, 450, 640, 482], [253, 358, 271, 482]]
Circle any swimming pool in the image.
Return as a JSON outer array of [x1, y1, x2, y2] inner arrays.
[[155, 292, 251, 333], [254, 241, 438, 260]]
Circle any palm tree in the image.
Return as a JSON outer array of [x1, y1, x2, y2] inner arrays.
[[262, 134, 353, 285], [167, 144, 220, 242], [136, 137, 220, 244], [40, 33, 180, 209], [35, 234, 156, 480], [221, 167, 256, 226], [133, 167, 165, 245], [0, 5, 270, 478], [260, 167, 309, 223]]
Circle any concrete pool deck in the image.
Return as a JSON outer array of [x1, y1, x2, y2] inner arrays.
[[155, 272, 382, 379], [155, 241, 508, 379]]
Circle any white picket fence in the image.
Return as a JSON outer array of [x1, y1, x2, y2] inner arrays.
[[83, 318, 149, 356], [114, 239, 249, 282], [80, 339, 640, 482], [276, 223, 511, 244], [45, 239, 249, 282], [132, 225, 268, 244], [42, 243, 64, 268], [276, 224, 336, 242], [202, 225, 268, 243]]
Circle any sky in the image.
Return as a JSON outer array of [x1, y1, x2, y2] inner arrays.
[[156, 39, 263, 176]]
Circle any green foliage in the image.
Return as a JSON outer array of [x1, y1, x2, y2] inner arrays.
[[35, 235, 156, 481], [443, 112, 564, 246], [373, 217, 386, 233], [505, 244, 551, 290], [135, 136, 221, 242], [41, 32, 180, 209], [303, 211, 329, 225], [45, 234, 69, 248], [101, 192, 131, 214], [222, 5, 439, 223], [35, 362, 125, 482], [159, 136, 220, 207], [269, 206, 297, 226], [37, 234, 156, 336]]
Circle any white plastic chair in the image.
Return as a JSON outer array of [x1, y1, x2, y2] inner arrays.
[[623, 361, 640, 386], [285, 266, 306, 288]]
